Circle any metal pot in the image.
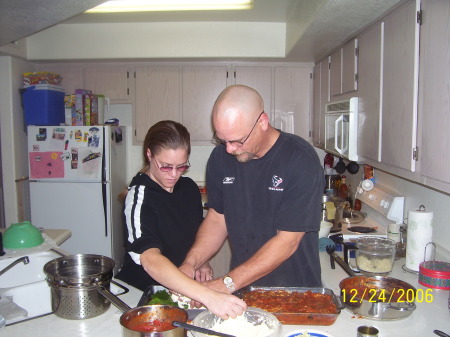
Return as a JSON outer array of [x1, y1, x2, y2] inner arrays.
[[44, 254, 128, 319], [120, 305, 188, 337], [339, 276, 416, 320]]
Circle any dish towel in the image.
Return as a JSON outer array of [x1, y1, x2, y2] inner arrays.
[[0, 296, 28, 321]]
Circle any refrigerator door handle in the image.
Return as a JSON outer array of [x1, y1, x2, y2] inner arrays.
[[102, 181, 108, 237], [102, 126, 108, 237]]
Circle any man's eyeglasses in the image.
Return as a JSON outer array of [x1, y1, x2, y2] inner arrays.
[[154, 158, 191, 173], [213, 111, 264, 147]]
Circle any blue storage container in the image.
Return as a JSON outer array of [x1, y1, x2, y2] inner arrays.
[[21, 84, 65, 126]]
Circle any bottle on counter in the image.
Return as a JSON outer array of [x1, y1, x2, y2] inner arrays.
[[346, 183, 353, 208], [338, 175, 348, 199]]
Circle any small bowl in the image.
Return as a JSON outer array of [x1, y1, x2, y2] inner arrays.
[[319, 221, 333, 238], [3, 221, 44, 249], [192, 307, 281, 337]]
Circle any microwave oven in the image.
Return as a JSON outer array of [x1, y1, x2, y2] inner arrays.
[[324, 97, 358, 161]]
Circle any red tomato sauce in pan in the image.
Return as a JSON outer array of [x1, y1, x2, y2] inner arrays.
[[127, 319, 174, 332]]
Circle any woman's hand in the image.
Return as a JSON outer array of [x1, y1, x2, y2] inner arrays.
[[202, 292, 247, 320], [196, 261, 214, 282]]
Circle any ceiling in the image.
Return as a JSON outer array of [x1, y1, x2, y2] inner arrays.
[[0, 0, 404, 61]]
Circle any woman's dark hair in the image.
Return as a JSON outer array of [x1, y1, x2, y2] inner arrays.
[[142, 120, 191, 168], [119, 121, 191, 202]]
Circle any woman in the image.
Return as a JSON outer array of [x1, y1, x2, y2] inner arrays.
[[116, 120, 246, 319]]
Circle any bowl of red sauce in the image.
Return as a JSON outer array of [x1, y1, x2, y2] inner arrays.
[[120, 304, 188, 336]]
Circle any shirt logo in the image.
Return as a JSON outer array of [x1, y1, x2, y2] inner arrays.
[[268, 175, 284, 191], [223, 177, 235, 184]]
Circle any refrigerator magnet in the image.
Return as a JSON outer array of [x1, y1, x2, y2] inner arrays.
[[88, 127, 100, 148], [36, 128, 47, 141]]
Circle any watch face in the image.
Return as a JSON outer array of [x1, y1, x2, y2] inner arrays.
[[224, 276, 232, 285]]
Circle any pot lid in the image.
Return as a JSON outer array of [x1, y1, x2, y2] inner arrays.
[[341, 211, 365, 224], [420, 261, 450, 276]]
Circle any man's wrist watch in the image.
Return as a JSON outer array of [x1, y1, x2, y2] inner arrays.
[[223, 275, 235, 293]]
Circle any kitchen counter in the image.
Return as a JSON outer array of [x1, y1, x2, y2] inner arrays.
[[2, 278, 142, 337], [302, 252, 450, 337], [2, 251, 449, 336]]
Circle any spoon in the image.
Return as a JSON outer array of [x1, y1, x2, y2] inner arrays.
[[173, 321, 236, 337]]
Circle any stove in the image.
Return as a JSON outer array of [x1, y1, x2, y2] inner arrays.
[[341, 185, 404, 240]]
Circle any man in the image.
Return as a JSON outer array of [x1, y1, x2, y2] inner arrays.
[[180, 85, 324, 301]]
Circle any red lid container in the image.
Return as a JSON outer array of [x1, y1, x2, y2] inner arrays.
[[418, 260, 450, 290]]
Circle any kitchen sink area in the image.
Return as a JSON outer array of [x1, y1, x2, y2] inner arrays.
[[0, 250, 62, 325]]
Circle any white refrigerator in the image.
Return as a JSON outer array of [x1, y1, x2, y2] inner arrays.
[[28, 125, 127, 272]]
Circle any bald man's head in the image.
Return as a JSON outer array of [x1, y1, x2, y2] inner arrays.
[[213, 85, 264, 123]]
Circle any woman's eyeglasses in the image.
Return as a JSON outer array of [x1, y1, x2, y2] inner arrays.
[[213, 111, 264, 147], [154, 158, 191, 173]]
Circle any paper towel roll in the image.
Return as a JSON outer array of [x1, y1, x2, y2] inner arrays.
[[406, 206, 433, 271]]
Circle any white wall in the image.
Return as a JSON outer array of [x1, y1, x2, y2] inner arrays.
[[0, 56, 34, 227], [26, 22, 285, 60]]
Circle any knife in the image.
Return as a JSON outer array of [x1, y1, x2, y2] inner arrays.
[[434, 330, 450, 337], [325, 245, 335, 269]]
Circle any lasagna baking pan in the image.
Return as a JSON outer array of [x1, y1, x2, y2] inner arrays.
[[235, 286, 344, 325]]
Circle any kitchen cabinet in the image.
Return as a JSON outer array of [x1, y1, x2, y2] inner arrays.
[[234, 66, 272, 119], [134, 66, 182, 142], [329, 48, 341, 98], [418, 0, 450, 192], [274, 66, 311, 140], [312, 59, 328, 147], [35, 64, 131, 103], [357, 22, 383, 162], [182, 66, 228, 143], [380, 0, 419, 172], [329, 38, 358, 98], [311, 64, 321, 146], [35, 64, 83, 94], [83, 66, 130, 102]]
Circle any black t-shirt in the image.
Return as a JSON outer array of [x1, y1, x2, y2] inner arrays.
[[115, 172, 203, 291], [206, 132, 325, 287]]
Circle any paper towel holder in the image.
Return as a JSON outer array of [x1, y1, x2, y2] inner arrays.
[[417, 204, 426, 212]]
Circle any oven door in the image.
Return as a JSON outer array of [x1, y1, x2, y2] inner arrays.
[[325, 112, 350, 158]]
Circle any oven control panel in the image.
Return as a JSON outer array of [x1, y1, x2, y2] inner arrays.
[[356, 186, 404, 224]]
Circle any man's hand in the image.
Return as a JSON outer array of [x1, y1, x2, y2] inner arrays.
[[196, 262, 214, 282], [179, 262, 196, 279]]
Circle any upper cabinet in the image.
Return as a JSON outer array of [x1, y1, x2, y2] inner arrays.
[[380, 0, 419, 173], [418, 0, 450, 192], [273, 66, 312, 141], [35, 64, 83, 94], [312, 63, 321, 146], [134, 66, 182, 141], [83, 66, 130, 102], [312, 58, 330, 148], [357, 23, 383, 163], [182, 66, 228, 143], [329, 38, 358, 98], [35, 64, 132, 103], [234, 66, 272, 120]]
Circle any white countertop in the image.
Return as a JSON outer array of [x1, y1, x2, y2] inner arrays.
[[2, 245, 449, 337], [2, 278, 142, 337]]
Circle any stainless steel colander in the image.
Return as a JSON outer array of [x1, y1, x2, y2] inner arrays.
[[44, 254, 119, 320]]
